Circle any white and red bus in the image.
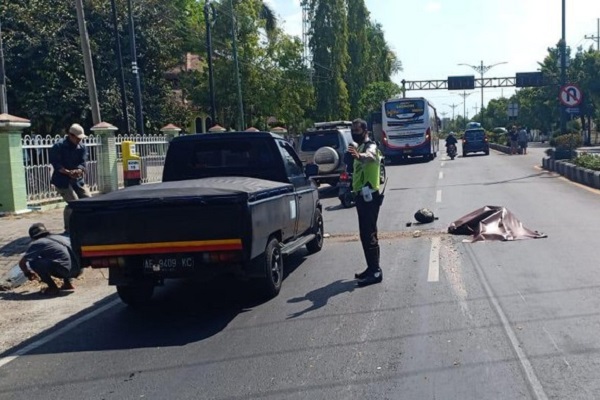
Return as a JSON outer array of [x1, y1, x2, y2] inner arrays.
[[380, 97, 440, 162]]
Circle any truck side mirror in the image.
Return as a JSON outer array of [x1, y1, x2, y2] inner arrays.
[[305, 164, 318, 178]]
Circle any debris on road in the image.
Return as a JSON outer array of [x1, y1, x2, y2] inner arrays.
[[448, 206, 548, 242]]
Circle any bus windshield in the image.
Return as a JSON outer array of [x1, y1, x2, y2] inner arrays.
[[384, 100, 425, 120]]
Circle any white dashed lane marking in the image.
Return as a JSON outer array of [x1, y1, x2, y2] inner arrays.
[[428, 237, 441, 282]]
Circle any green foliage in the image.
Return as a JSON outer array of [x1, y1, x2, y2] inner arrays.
[[573, 154, 600, 171], [553, 133, 583, 149], [306, 0, 350, 121], [358, 81, 401, 117], [2, 0, 190, 134], [345, 0, 370, 117]]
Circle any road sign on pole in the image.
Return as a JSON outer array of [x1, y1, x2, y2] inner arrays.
[[559, 84, 583, 107], [507, 103, 519, 118]]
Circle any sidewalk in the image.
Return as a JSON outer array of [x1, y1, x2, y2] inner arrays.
[[0, 207, 115, 357], [0, 208, 65, 289]]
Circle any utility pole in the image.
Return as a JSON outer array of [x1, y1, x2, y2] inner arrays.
[[110, 0, 130, 134], [444, 103, 459, 122], [0, 21, 8, 114], [458, 60, 507, 125], [584, 18, 600, 51], [230, 0, 244, 130], [440, 111, 448, 131], [459, 91, 472, 127], [473, 103, 479, 117], [560, 0, 567, 135], [204, 0, 217, 128], [127, 0, 144, 135], [75, 0, 101, 125]]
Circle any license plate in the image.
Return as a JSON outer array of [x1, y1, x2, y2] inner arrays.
[[404, 149, 412, 154], [143, 256, 194, 272]]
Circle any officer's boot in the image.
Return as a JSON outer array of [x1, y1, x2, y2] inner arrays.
[[357, 247, 382, 286]]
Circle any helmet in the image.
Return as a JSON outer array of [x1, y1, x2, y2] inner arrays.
[[414, 208, 435, 223], [448, 131, 455, 136]]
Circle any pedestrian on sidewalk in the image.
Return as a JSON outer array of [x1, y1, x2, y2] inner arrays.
[[509, 125, 519, 155], [49, 123, 92, 233], [518, 126, 529, 155], [18, 223, 81, 296]]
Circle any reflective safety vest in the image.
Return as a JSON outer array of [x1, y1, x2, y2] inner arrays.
[[352, 141, 382, 193]]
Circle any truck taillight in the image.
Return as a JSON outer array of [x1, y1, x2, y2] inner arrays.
[[340, 172, 350, 181], [89, 257, 125, 268], [203, 251, 242, 263]]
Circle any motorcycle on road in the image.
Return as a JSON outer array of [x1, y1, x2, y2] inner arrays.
[[447, 144, 457, 160]]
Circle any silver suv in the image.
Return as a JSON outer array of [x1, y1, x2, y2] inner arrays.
[[298, 121, 354, 186]]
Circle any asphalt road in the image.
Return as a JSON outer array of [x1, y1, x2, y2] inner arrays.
[[2, 143, 600, 400]]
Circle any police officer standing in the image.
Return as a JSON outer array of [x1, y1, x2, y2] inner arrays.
[[347, 118, 384, 286]]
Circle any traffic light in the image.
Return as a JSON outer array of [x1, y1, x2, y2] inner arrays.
[[447, 75, 475, 90], [515, 72, 545, 87]]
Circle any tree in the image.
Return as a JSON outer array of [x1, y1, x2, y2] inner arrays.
[[345, 0, 370, 117], [305, 0, 350, 121], [358, 81, 401, 117], [1, 0, 190, 134]]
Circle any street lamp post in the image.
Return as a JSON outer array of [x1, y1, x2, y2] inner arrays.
[[0, 20, 8, 114], [126, 0, 144, 135], [458, 91, 472, 127], [559, 0, 567, 135], [204, 0, 217, 128], [458, 60, 507, 124]]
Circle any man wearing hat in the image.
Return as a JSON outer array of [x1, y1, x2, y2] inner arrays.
[[49, 123, 92, 233], [18, 223, 80, 295]]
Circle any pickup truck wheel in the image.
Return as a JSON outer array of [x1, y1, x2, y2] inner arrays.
[[306, 209, 324, 254], [259, 237, 283, 298], [117, 284, 154, 306]]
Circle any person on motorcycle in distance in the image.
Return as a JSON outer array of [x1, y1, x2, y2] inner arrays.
[[446, 131, 458, 149]]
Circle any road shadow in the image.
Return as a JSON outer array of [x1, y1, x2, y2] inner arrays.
[[1, 252, 310, 357], [318, 185, 338, 199], [0, 289, 75, 301], [0, 236, 30, 257], [286, 279, 357, 319]]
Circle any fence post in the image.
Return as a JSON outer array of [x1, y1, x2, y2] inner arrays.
[[0, 114, 31, 214], [91, 122, 118, 194], [160, 124, 181, 142]]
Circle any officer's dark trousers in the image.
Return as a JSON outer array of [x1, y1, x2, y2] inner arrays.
[[355, 191, 382, 273]]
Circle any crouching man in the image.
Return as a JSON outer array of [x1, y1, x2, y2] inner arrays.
[[18, 223, 81, 295]]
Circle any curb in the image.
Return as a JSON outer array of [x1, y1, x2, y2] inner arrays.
[[541, 156, 600, 190]]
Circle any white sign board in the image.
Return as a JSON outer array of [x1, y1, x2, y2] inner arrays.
[[127, 160, 140, 171]]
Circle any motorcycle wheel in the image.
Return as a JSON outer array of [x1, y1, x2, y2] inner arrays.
[[340, 193, 355, 208]]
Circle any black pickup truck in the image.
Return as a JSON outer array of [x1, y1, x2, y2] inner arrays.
[[69, 132, 323, 305]]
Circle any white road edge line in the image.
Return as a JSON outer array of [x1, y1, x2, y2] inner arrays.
[[439, 171, 444, 180], [464, 246, 548, 400], [427, 237, 441, 282], [436, 190, 442, 203], [0, 299, 121, 369]]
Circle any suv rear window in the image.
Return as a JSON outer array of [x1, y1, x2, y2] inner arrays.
[[301, 131, 342, 151], [464, 129, 485, 140]]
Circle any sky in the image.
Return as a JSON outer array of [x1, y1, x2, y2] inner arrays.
[[265, 0, 600, 120]]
